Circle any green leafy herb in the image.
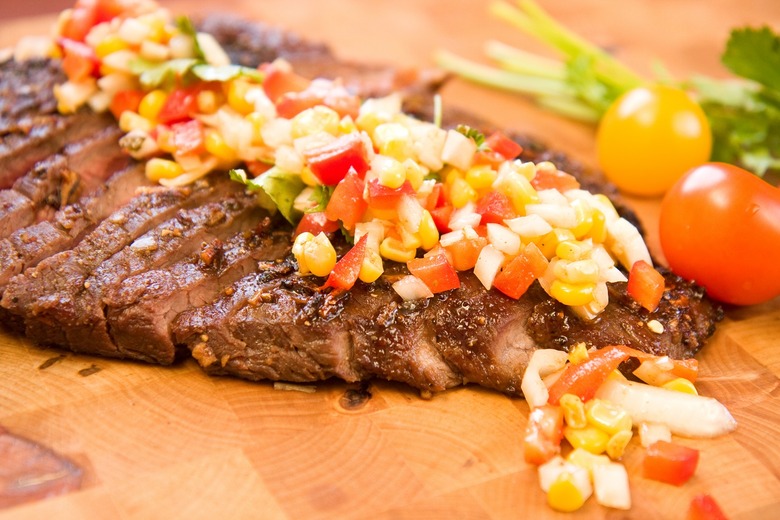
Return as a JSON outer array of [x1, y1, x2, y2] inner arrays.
[[308, 184, 335, 213], [191, 64, 264, 83], [131, 58, 199, 89], [229, 168, 305, 224], [456, 124, 486, 147], [176, 15, 205, 61], [435, 0, 780, 177]]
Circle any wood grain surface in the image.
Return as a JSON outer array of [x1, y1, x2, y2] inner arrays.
[[1, 1, 779, 518]]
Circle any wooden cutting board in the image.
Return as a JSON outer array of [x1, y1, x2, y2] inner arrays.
[[1, 1, 779, 518]]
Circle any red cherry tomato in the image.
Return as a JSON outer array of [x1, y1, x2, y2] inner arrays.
[[659, 163, 780, 305], [643, 440, 699, 486]]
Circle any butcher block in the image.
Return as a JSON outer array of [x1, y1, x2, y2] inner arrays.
[[1, 0, 779, 518]]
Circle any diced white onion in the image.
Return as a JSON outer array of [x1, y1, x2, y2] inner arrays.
[[538, 456, 592, 500], [197, 32, 230, 66], [439, 228, 465, 248], [448, 202, 481, 230], [118, 18, 151, 45], [260, 118, 293, 148], [168, 34, 195, 59], [505, 214, 553, 238], [293, 187, 317, 213], [441, 129, 477, 171], [474, 244, 505, 290], [409, 123, 447, 171], [392, 275, 434, 301], [275, 145, 304, 174], [525, 203, 577, 229], [521, 349, 569, 408], [638, 422, 672, 448], [606, 217, 652, 270], [101, 49, 138, 73], [593, 462, 631, 510], [486, 223, 521, 256], [397, 195, 424, 234], [536, 188, 570, 206]]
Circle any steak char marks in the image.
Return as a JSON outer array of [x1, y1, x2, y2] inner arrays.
[[0, 17, 723, 396]]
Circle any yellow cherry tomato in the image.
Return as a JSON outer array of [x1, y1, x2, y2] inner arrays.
[[596, 85, 712, 197]]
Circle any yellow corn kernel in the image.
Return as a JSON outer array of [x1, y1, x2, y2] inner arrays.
[[196, 89, 221, 114], [449, 177, 477, 208], [606, 430, 633, 460], [589, 209, 608, 243], [554, 258, 600, 285], [569, 199, 594, 239], [547, 472, 587, 513], [299, 165, 320, 187], [245, 112, 266, 145], [377, 158, 407, 189], [95, 35, 129, 59], [226, 79, 255, 115], [585, 399, 632, 435], [537, 229, 576, 259], [138, 13, 168, 43], [465, 165, 497, 191], [145, 158, 183, 181], [550, 280, 595, 307], [514, 161, 537, 180], [444, 167, 463, 187], [567, 448, 610, 478], [138, 89, 167, 121], [560, 394, 588, 429], [399, 227, 422, 250], [555, 240, 593, 262], [374, 122, 412, 161], [403, 159, 426, 191], [359, 248, 384, 283], [494, 171, 539, 213], [291, 105, 340, 138], [568, 342, 589, 364], [297, 232, 337, 277], [339, 115, 357, 134], [379, 237, 416, 263], [564, 425, 610, 455], [355, 111, 389, 137], [119, 111, 153, 133], [204, 129, 239, 162], [418, 211, 439, 251], [661, 377, 698, 395]]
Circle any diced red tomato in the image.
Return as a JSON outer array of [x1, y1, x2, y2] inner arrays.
[[443, 234, 488, 271], [109, 89, 144, 119], [627, 260, 666, 312], [260, 64, 311, 103], [472, 150, 506, 169], [325, 169, 367, 230], [429, 205, 453, 234], [304, 133, 370, 186], [407, 251, 460, 294], [547, 345, 631, 405], [275, 78, 362, 119], [475, 191, 516, 225], [366, 179, 415, 211], [58, 38, 98, 81], [485, 130, 523, 160], [171, 119, 205, 155], [75, 0, 126, 23], [687, 494, 728, 520], [424, 244, 454, 266], [493, 243, 548, 299], [324, 235, 368, 291], [425, 183, 445, 211], [615, 345, 699, 383], [295, 211, 340, 238], [60, 5, 97, 42], [531, 168, 581, 192], [643, 440, 699, 486], [246, 160, 274, 177], [157, 87, 200, 125], [524, 405, 564, 465]]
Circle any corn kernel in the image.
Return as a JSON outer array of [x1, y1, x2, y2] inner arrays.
[[514, 161, 537, 180], [403, 159, 427, 191], [339, 115, 357, 134], [564, 425, 610, 455], [547, 472, 587, 513], [145, 158, 183, 181], [560, 394, 588, 429], [444, 167, 463, 187], [119, 111, 153, 133], [245, 112, 266, 145], [494, 171, 539, 213], [292, 232, 314, 274], [589, 209, 608, 243], [418, 211, 439, 250], [295, 232, 337, 277], [465, 165, 497, 191], [568, 342, 589, 364], [196, 89, 221, 114], [550, 280, 595, 307], [359, 248, 384, 283], [379, 237, 417, 263], [555, 240, 593, 262], [299, 165, 320, 187], [374, 122, 412, 161], [537, 229, 576, 259], [377, 158, 407, 189], [569, 199, 594, 239], [661, 377, 698, 395], [585, 399, 632, 435], [450, 177, 477, 208], [205, 129, 239, 162], [138, 89, 167, 121], [95, 35, 128, 59], [226, 79, 255, 115], [291, 105, 340, 138], [399, 227, 422, 250], [355, 111, 389, 137], [567, 448, 610, 478], [606, 430, 633, 460]]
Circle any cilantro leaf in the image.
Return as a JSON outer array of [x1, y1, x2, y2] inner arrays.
[[456, 125, 486, 147], [307, 184, 334, 213], [132, 58, 199, 90], [722, 27, 780, 92]]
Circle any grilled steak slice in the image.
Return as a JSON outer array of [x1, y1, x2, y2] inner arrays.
[[56, 189, 264, 363], [1, 174, 238, 347], [0, 126, 128, 238], [104, 219, 290, 363], [174, 238, 722, 396]]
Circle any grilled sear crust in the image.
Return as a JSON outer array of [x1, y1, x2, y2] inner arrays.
[[0, 58, 117, 188], [0, 18, 724, 396], [105, 219, 290, 363], [0, 126, 128, 239]]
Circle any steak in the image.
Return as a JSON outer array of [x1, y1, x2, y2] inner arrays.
[[0, 15, 724, 396]]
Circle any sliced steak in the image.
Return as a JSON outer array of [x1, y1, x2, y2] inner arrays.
[[57, 189, 264, 363], [1, 174, 239, 347], [104, 218, 290, 363], [0, 126, 128, 238]]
